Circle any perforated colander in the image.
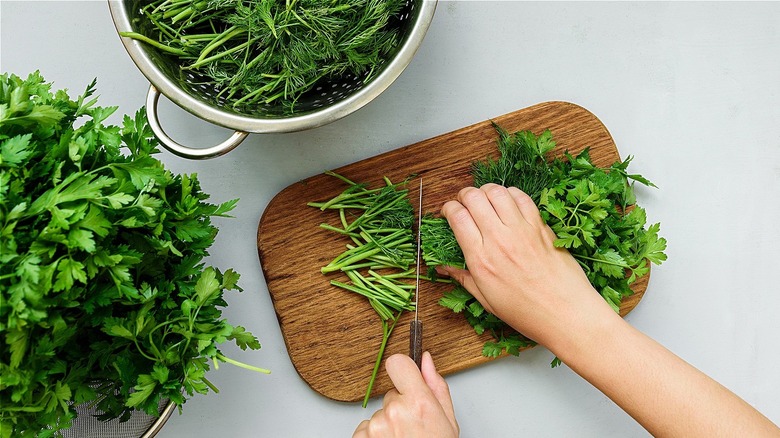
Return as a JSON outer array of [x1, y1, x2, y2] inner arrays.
[[62, 399, 174, 438], [108, 0, 438, 159]]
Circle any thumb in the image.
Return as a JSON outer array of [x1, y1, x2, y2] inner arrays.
[[420, 352, 458, 430]]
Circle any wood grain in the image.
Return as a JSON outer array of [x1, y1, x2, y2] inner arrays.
[[256, 101, 648, 403]]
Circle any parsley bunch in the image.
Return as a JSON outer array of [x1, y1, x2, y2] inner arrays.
[[0, 72, 266, 437], [423, 126, 668, 361]]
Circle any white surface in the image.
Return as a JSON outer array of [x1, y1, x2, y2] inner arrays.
[[2, 1, 780, 437]]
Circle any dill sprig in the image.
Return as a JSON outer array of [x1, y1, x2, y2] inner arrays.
[[471, 122, 555, 203]]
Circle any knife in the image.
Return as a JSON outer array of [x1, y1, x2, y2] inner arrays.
[[410, 178, 423, 369]]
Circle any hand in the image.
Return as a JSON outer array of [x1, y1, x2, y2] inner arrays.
[[353, 352, 459, 438], [438, 184, 614, 349], [440, 184, 780, 437]]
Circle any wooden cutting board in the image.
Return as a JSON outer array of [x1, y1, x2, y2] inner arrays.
[[256, 101, 649, 403]]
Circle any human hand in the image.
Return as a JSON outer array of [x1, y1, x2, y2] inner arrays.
[[353, 352, 459, 438], [438, 184, 616, 349], [438, 185, 780, 438]]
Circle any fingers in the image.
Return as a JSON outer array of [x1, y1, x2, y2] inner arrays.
[[353, 403, 393, 438], [455, 186, 503, 230], [445, 184, 541, 234], [441, 199, 482, 251], [506, 186, 544, 229], [381, 388, 400, 408], [353, 420, 368, 437], [384, 354, 428, 397], [384, 353, 453, 415], [480, 184, 530, 227], [420, 352, 458, 430], [355, 354, 459, 438]]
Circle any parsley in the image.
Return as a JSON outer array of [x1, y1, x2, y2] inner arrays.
[[0, 72, 267, 437], [422, 126, 667, 362]]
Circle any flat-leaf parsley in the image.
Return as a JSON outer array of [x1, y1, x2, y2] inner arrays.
[[0, 72, 267, 437]]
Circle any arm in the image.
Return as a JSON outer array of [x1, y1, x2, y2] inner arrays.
[[438, 183, 780, 438]]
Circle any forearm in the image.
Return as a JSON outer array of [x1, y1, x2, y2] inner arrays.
[[552, 306, 780, 437]]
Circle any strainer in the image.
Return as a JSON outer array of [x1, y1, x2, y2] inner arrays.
[[63, 399, 175, 438], [108, 0, 438, 159]]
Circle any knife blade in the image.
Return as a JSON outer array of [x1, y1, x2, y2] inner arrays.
[[410, 178, 423, 369]]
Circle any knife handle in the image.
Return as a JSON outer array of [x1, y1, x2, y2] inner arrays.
[[409, 320, 423, 369]]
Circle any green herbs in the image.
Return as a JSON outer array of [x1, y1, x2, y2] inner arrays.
[[308, 172, 417, 407], [540, 151, 668, 313], [423, 125, 667, 361], [421, 124, 556, 271], [0, 72, 267, 437], [472, 123, 555, 203], [122, 0, 406, 112], [420, 216, 465, 271]]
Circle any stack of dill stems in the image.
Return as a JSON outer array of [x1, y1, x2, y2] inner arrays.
[[121, 0, 406, 112]]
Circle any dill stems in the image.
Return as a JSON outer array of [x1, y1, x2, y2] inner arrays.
[[122, 0, 406, 112]]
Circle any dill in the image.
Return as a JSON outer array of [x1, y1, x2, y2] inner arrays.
[[122, 0, 406, 113]]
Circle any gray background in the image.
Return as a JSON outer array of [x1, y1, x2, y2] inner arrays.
[[2, 1, 779, 436]]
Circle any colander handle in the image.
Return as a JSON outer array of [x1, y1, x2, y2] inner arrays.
[[145, 85, 249, 159]]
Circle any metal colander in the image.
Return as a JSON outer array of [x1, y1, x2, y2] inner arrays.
[[108, 0, 438, 158], [62, 399, 175, 438]]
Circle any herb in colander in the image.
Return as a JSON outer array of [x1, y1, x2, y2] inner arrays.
[[121, 0, 406, 112]]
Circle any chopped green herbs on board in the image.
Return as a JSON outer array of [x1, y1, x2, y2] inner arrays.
[[422, 125, 667, 363], [121, 0, 406, 112], [0, 72, 267, 437], [308, 172, 419, 407]]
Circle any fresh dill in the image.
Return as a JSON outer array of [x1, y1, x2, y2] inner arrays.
[[122, 0, 406, 113]]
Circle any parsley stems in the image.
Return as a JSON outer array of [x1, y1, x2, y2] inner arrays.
[[215, 353, 271, 375], [201, 377, 220, 394]]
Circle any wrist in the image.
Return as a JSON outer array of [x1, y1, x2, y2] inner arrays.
[[537, 288, 628, 365]]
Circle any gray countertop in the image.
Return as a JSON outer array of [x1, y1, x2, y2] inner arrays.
[[2, 1, 779, 436]]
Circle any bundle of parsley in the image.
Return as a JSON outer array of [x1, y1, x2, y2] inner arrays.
[[0, 72, 267, 437], [422, 124, 667, 361]]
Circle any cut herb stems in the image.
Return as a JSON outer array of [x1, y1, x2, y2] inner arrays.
[[308, 172, 418, 407]]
